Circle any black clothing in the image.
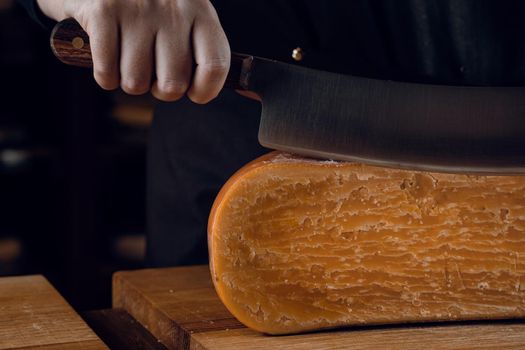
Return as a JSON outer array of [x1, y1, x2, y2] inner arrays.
[[148, 91, 265, 266], [17, 0, 55, 29], [216, 0, 525, 86], [19, 0, 525, 85], [19, 0, 525, 265]]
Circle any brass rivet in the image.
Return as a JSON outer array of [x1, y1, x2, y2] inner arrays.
[[72, 37, 85, 49], [292, 47, 303, 61]]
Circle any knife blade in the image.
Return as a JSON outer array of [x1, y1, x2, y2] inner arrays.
[[51, 18, 525, 174]]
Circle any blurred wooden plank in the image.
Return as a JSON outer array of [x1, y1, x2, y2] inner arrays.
[[113, 265, 525, 349], [14, 341, 105, 350], [191, 322, 525, 350], [83, 308, 167, 350], [0, 275, 107, 350], [113, 266, 243, 349], [112, 104, 153, 128]]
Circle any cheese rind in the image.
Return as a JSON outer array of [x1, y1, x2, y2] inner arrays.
[[208, 152, 525, 334]]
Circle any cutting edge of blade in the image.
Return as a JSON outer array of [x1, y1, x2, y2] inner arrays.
[[260, 140, 525, 176]]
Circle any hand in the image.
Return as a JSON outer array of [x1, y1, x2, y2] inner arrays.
[[37, 0, 230, 103]]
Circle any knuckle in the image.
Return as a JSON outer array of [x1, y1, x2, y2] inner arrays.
[[167, 4, 185, 23], [157, 0, 183, 21], [195, 0, 216, 17], [94, 67, 118, 90], [171, 0, 204, 17], [188, 91, 217, 105], [121, 78, 150, 95], [188, 97, 208, 105], [97, 79, 119, 91], [156, 79, 188, 100], [94, 64, 115, 78], [198, 58, 230, 80], [91, 0, 117, 15], [133, 0, 154, 15]]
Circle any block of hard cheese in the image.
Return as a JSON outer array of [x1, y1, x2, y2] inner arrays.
[[208, 152, 525, 335]]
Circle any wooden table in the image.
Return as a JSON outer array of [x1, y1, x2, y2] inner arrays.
[[0, 275, 107, 350], [2, 268, 524, 349], [109, 265, 525, 350]]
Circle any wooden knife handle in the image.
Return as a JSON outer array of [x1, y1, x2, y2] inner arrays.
[[50, 18, 253, 90]]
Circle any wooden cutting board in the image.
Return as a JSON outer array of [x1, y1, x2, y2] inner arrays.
[[0, 275, 108, 350], [113, 265, 525, 350]]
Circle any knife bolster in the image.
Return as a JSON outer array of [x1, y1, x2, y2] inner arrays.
[[224, 53, 254, 90]]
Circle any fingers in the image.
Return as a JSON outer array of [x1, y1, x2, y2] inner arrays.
[[86, 16, 120, 90], [119, 22, 155, 95], [66, 0, 229, 103], [188, 8, 230, 104], [151, 27, 192, 102]]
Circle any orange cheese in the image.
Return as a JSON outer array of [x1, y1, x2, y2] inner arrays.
[[208, 152, 525, 334]]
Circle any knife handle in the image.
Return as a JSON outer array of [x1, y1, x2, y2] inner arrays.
[[50, 18, 253, 90]]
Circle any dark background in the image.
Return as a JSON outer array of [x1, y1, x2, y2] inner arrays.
[[0, 0, 151, 310]]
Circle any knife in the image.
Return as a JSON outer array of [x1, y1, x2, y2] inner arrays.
[[51, 18, 525, 174]]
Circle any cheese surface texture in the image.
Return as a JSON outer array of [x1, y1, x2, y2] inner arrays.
[[208, 152, 525, 334]]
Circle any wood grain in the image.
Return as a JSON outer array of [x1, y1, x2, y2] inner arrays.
[[113, 265, 525, 349], [0, 275, 107, 350], [113, 266, 244, 349], [83, 308, 168, 350], [191, 322, 525, 350]]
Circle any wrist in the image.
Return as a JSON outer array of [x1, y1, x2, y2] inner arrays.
[[36, 0, 66, 21]]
